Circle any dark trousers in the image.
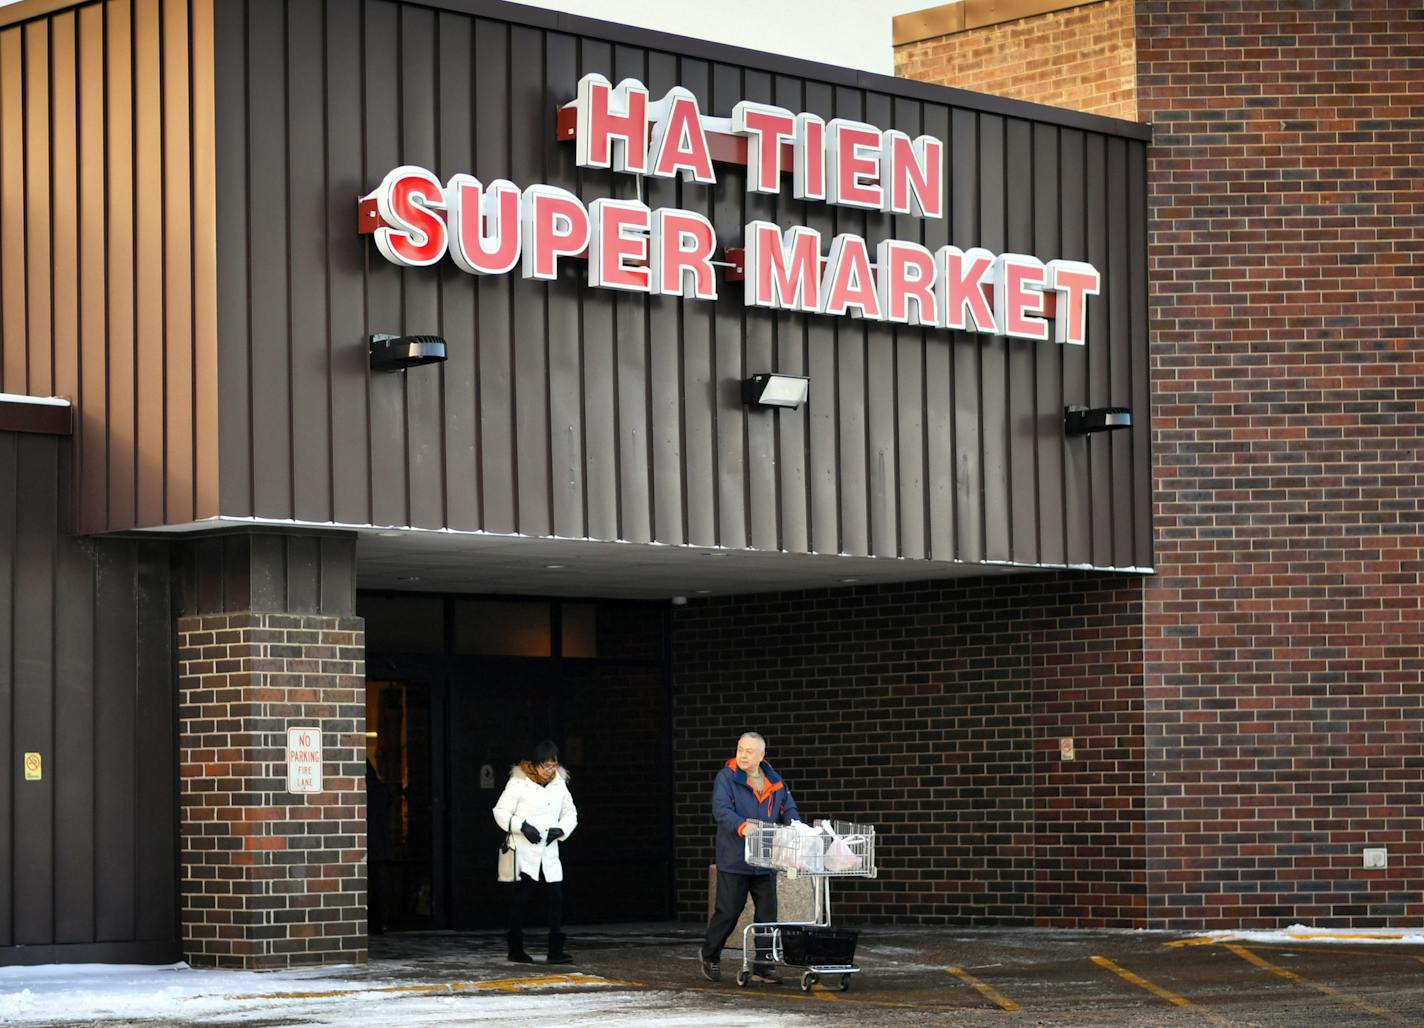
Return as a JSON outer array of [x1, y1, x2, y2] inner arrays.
[[510, 873, 563, 936], [702, 870, 776, 962]]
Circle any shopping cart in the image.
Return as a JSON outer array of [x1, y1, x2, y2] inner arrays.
[[738, 819, 877, 992]]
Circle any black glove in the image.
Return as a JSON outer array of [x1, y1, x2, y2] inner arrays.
[[520, 822, 543, 844], [545, 827, 565, 843]]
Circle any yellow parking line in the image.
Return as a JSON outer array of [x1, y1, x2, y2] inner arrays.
[[946, 966, 1021, 1012], [1166, 936, 1240, 948], [1226, 944, 1407, 1024], [1091, 956, 1225, 1024], [226, 972, 642, 1001], [1284, 932, 1404, 941], [685, 984, 933, 1010]]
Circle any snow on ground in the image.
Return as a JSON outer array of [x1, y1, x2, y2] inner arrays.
[[1188, 924, 1424, 946], [0, 962, 804, 1027]]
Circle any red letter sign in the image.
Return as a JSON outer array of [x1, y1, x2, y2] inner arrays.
[[446, 174, 522, 275], [648, 88, 715, 183], [733, 101, 795, 194], [1045, 259, 1100, 346], [574, 74, 650, 176], [876, 239, 938, 327], [994, 253, 1049, 341], [826, 120, 883, 211], [883, 131, 943, 220], [651, 209, 718, 299], [589, 198, 652, 292], [370, 166, 448, 267], [935, 246, 997, 333], [744, 221, 822, 313], [521, 186, 590, 281], [820, 234, 880, 319], [794, 113, 826, 202]]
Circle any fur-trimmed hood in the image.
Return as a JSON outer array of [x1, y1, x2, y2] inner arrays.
[[509, 763, 572, 785]]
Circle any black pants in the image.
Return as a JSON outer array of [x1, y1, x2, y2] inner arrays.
[[510, 873, 563, 936], [702, 870, 776, 962]]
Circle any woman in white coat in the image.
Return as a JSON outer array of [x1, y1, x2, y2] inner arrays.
[[491, 739, 578, 963]]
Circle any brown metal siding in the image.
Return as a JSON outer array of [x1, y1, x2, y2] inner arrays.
[[214, 0, 1152, 572], [0, 431, 178, 962], [0, 0, 218, 534]]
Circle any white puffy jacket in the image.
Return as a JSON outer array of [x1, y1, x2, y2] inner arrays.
[[491, 765, 578, 882]]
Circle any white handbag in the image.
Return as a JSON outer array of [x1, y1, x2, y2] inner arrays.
[[497, 819, 516, 883]]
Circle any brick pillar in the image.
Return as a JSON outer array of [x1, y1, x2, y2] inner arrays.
[[175, 532, 366, 969]]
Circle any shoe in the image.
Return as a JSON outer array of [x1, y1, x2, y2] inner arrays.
[[547, 931, 573, 964], [507, 930, 534, 963], [699, 955, 720, 982], [752, 964, 783, 984]]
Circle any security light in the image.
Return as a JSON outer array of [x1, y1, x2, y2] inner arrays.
[[1064, 405, 1131, 436], [370, 334, 447, 372], [742, 373, 809, 410]]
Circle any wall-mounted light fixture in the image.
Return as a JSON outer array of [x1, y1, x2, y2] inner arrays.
[[370, 334, 447, 372], [1064, 405, 1131, 436], [742, 373, 809, 410]]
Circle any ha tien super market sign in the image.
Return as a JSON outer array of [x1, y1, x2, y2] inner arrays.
[[359, 74, 1102, 346]]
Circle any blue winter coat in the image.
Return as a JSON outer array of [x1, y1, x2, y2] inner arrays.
[[712, 758, 801, 874]]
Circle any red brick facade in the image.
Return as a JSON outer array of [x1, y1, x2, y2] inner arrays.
[[1139, 0, 1424, 930], [672, 572, 1147, 927], [894, 0, 1138, 121], [894, 0, 1424, 928], [178, 612, 367, 969]]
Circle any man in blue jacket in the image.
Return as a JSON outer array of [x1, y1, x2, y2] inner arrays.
[[700, 732, 800, 983]]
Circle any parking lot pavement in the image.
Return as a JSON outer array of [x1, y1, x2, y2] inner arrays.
[[8, 924, 1424, 1025], [358, 923, 1424, 1027]]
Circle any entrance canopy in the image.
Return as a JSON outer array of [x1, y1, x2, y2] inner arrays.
[[354, 527, 1037, 599]]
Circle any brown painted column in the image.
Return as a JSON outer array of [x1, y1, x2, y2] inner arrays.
[[174, 531, 366, 969]]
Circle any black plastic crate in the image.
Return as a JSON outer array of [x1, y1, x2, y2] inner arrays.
[[778, 926, 859, 966]]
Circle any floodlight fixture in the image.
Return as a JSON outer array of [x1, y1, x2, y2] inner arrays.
[[370, 334, 447, 372], [742, 373, 809, 410], [1064, 405, 1131, 436]]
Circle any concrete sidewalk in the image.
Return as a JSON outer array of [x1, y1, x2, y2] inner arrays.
[[6, 923, 1424, 1025], [359, 922, 1424, 1026]]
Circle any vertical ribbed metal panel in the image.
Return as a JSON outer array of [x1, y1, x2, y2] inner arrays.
[[0, 0, 218, 534], [210, 0, 1152, 573], [0, 432, 178, 961]]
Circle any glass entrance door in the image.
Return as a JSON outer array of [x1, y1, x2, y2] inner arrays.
[[446, 663, 558, 929], [366, 680, 434, 930]]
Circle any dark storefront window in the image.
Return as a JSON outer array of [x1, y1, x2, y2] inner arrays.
[[362, 595, 444, 654], [561, 602, 598, 657], [360, 593, 671, 930], [453, 599, 552, 656]]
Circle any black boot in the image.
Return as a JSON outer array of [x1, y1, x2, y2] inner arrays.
[[507, 930, 534, 963], [546, 931, 573, 964]]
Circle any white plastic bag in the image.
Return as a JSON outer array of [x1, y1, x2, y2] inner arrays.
[[824, 835, 862, 871], [821, 822, 863, 872], [780, 820, 826, 872]]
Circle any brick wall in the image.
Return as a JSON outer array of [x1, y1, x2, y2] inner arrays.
[[672, 572, 1146, 927], [894, 0, 1138, 121], [178, 612, 367, 969], [897, 0, 1424, 928], [1138, 0, 1424, 929]]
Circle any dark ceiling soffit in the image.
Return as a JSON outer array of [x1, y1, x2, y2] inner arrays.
[[0, 399, 72, 436], [0, 0, 1150, 143]]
